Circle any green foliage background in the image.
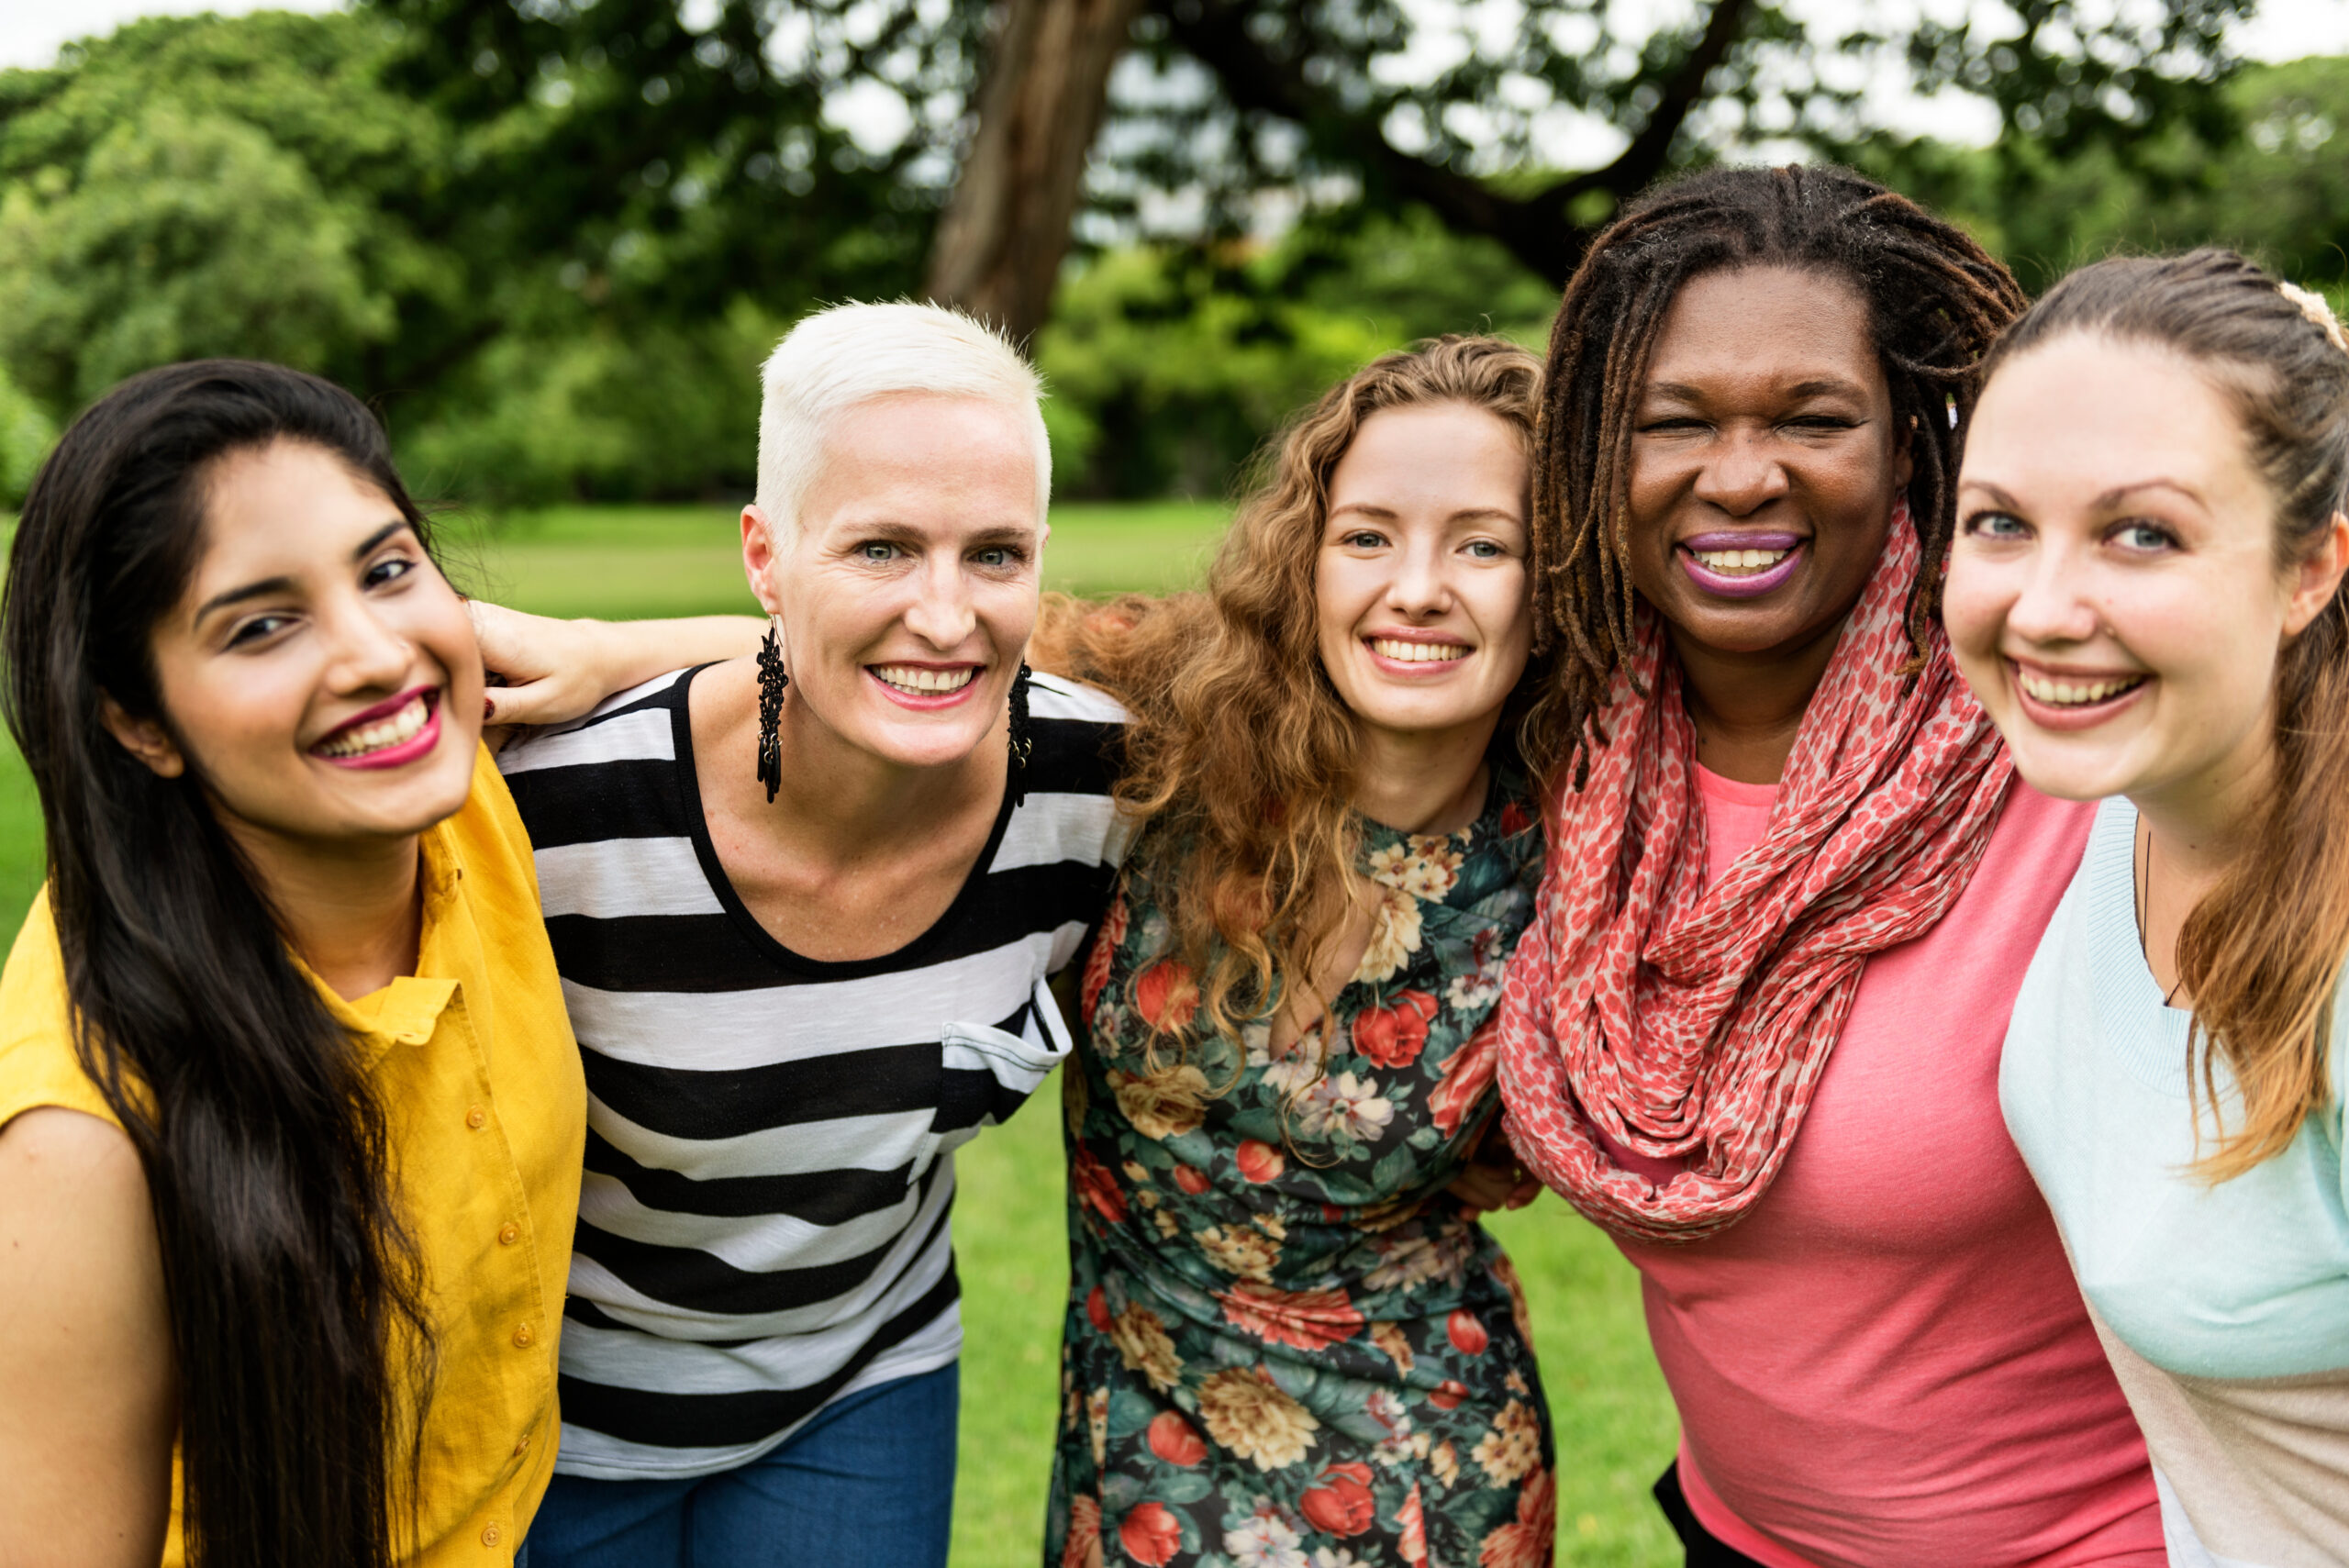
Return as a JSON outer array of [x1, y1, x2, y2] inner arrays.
[[2, 13, 2343, 512], [1, 13, 2343, 1565]]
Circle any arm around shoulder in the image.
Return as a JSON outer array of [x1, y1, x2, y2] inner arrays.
[[0, 1107, 175, 1567], [472, 600, 766, 728]]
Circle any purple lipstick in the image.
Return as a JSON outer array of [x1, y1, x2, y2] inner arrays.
[[1678, 531, 1804, 599]]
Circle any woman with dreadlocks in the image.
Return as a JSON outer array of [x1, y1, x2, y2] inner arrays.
[[1495, 165, 2166, 1565]]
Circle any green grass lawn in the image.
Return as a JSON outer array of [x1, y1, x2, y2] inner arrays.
[[440, 500, 1239, 617], [0, 504, 1679, 1566]]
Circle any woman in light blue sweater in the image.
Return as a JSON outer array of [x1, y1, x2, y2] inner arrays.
[[1943, 249, 2349, 1568]]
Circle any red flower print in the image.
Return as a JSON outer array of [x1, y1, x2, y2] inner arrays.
[[1235, 1140, 1285, 1183], [1119, 1502, 1183, 1566], [1085, 1286, 1113, 1334], [1172, 1163, 1210, 1195], [1478, 1468, 1556, 1568], [1447, 1309, 1489, 1356], [1429, 1379, 1468, 1410], [1299, 1462, 1377, 1537], [1218, 1281, 1365, 1352], [1398, 1484, 1429, 1564], [1072, 1147, 1128, 1225], [1429, 1017, 1500, 1138], [1133, 960, 1200, 1032], [1499, 799, 1534, 838], [1062, 1495, 1103, 1568], [1145, 1410, 1207, 1467], [1080, 929, 1116, 1028], [1353, 990, 1439, 1069]]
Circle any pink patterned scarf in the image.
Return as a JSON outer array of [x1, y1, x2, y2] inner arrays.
[[1497, 509, 2013, 1243]]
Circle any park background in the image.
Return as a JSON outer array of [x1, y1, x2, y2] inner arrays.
[[2, 0, 2347, 1561]]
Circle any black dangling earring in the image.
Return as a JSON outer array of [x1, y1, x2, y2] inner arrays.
[[1007, 662, 1034, 807], [756, 617, 789, 803]]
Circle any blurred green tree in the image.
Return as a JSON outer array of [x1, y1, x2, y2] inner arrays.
[[0, 13, 468, 410], [1862, 52, 2349, 296], [364, 0, 2256, 341], [1040, 207, 1559, 496], [0, 361, 55, 508]]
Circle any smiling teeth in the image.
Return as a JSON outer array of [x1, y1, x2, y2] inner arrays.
[[2020, 672, 2144, 706], [316, 694, 429, 758], [874, 664, 979, 695], [1693, 548, 1791, 573], [1370, 639, 1467, 663]]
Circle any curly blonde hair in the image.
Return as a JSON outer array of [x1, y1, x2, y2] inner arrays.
[[1035, 335, 1559, 1053]]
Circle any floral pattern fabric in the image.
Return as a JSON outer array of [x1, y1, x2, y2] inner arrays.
[[1045, 773, 1556, 1568]]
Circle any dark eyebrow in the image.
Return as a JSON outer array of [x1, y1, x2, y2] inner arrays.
[[964, 525, 1038, 550], [193, 518, 411, 624], [1642, 377, 1870, 404]]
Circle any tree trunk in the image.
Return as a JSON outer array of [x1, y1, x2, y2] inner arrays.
[[924, 0, 1140, 345]]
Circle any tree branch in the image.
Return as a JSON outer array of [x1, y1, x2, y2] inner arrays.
[[1152, 0, 1753, 284]]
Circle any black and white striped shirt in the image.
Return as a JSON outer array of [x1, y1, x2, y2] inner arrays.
[[499, 666, 1127, 1479]]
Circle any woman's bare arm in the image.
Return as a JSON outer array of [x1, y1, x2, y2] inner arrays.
[[0, 1107, 175, 1565], [471, 603, 767, 728]]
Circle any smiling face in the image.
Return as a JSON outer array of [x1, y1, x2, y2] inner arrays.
[[1315, 402, 1533, 750], [746, 392, 1043, 772], [1946, 332, 2346, 811], [118, 439, 484, 849], [1626, 264, 1910, 663]]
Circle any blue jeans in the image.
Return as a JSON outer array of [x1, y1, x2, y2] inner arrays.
[[523, 1363, 960, 1568]]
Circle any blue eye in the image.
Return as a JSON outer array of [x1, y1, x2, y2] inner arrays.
[[2114, 521, 2176, 552], [1465, 539, 1505, 560], [1964, 510, 2029, 539], [861, 541, 898, 562]]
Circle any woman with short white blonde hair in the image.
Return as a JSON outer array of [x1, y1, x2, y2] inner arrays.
[[501, 302, 1132, 1568]]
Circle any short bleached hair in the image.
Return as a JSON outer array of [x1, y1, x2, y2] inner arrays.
[[754, 301, 1051, 541]]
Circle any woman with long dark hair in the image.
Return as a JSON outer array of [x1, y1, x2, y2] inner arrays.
[[0, 359, 586, 1564], [1948, 250, 2349, 1566], [1495, 166, 2167, 1564]]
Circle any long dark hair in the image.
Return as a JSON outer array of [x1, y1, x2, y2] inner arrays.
[[1980, 250, 2349, 1180], [1534, 163, 2028, 783], [1, 361, 438, 1564]]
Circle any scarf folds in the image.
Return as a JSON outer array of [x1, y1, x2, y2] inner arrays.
[[1497, 509, 2014, 1243]]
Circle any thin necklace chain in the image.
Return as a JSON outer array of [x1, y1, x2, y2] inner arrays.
[[2133, 819, 2187, 1006]]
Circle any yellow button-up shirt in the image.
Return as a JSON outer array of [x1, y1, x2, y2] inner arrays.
[[0, 748, 585, 1565]]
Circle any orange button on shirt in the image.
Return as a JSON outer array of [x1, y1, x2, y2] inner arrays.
[[0, 748, 587, 1565]]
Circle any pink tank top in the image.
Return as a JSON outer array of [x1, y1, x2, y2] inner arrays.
[[1613, 768, 2162, 1568]]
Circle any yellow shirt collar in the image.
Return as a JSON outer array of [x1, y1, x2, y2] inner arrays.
[[297, 819, 466, 1052]]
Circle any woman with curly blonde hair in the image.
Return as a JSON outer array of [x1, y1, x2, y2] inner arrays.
[[1035, 335, 1568, 1568]]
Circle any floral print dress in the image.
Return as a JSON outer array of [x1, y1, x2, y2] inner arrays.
[[1046, 773, 1556, 1568]]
